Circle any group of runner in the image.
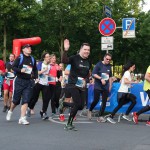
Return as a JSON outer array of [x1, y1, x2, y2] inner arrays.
[[0, 39, 150, 130]]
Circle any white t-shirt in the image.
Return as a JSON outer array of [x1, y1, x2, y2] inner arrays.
[[39, 63, 51, 85], [118, 71, 131, 93]]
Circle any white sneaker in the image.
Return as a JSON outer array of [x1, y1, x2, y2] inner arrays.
[[6, 110, 13, 121], [97, 116, 106, 123], [122, 115, 132, 121], [107, 117, 116, 124], [18, 116, 30, 125]]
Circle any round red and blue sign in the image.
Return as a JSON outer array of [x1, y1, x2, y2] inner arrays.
[[99, 18, 116, 36]]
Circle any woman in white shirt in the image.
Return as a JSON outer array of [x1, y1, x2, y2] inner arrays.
[[106, 61, 137, 124], [27, 52, 51, 119]]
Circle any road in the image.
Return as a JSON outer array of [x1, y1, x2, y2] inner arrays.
[[0, 100, 150, 150]]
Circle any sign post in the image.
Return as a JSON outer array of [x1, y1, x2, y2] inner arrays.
[[101, 36, 114, 53], [122, 18, 135, 38], [99, 18, 116, 53], [103, 5, 112, 18], [99, 18, 116, 36]]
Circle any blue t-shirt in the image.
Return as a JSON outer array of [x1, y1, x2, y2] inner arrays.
[[65, 64, 71, 71], [92, 61, 112, 90]]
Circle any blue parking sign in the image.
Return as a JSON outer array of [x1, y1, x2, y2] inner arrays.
[[122, 18, 135, 30]]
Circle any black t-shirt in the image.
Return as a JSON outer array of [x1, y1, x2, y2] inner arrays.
[[67, 54, 91, 85], [5, 62, 15, 79], [56, 70, 62, 86], [12, 54, 38, 79], [5, 62, 13, 72]]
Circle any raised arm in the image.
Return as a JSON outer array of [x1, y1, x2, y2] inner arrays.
[[61, 39, 70, 64]]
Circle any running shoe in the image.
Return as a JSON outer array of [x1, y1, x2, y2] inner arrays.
[[59, 114, 65, 122], [51, 113, 56, 119], [106, 116, 116, 124], [87, 110, 92, 120], [42, 113, 49, 120], [122, 115, 132, 121], [64, 124, 77, 131], [133, 112, 138, 124], [97, 116, 106, 123], [6, 110, 13, 121], [18, 116, 29, 125], [40, 111, 43, 118], [146, 121, 150, 126]]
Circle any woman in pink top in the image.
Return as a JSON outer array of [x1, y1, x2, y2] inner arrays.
[[49, 54, 62, 116]]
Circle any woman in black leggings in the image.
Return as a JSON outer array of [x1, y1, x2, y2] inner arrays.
[[27, 52, 51, 120], [106, 61, 137, 124]]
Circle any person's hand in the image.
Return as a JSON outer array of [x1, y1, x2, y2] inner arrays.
[[21, 68, 26, 73], [101, 79, 106, 85], [11, 69, 14, 73], [43, 67, 48, 72], [133, 80, 138, 83], [35, 78, 39, 83], [64, 39, 70, 51]]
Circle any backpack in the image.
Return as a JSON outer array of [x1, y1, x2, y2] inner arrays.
[[19, 53, 35, 66]]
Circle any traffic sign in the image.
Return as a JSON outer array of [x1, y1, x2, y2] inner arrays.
[[101, 36, 113, 44], [101, 36, 113, 51], [122, 18, 135, 38], [104, 6, 112, 18], [101, 44, 113, 50], [99, 18, 116, 36]]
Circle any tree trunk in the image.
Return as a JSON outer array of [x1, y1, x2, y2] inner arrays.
[[3, 24, 6, 62]]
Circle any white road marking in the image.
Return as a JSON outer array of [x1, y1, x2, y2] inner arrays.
[[49, 117, 93, 125]]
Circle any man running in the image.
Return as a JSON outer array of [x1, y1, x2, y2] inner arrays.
[[6, 44, 38, 125], [62, 39, 91, 131]]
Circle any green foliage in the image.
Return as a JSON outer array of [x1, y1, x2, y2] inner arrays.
[[0, 0, 149, 73]]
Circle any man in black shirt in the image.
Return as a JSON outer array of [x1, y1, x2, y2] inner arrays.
[[62, 39, 91, 130], [6, 44, 38, 125]]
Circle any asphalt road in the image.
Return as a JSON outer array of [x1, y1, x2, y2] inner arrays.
[[0, 99, 150, 150]]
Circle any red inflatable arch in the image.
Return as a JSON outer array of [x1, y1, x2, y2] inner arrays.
[[13, 37, 41, 57]]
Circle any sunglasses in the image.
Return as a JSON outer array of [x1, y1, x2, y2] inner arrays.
[[105, 57, 111, 61]]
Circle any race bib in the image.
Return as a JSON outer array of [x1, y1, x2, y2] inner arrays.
[[39, 74, 47, 79], [22, 65, 32, 74], [48, 76, 56, 82], [101, 73, 109, 81], [6, 72, 15, 78], [75, 77, 86, 88]]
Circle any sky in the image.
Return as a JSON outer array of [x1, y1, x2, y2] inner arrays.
[[141, 0, 150, 12], [36, 0, 149, 12]]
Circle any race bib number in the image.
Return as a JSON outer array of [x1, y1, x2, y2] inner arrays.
[[39, 74, 47, 79], [23, 65, 32, 74], [75, 77, 86, 88], [7, 72, 15, 78], [48, 76, 56, 82], [101, 73, 109, 81]]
